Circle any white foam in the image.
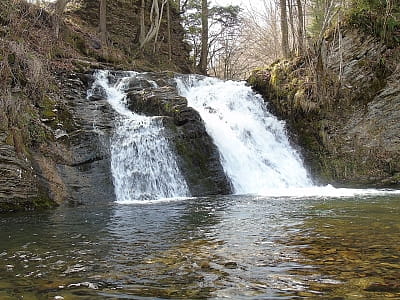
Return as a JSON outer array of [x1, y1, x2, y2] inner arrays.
[[116, 196, 195, 205], [89, 70, 189, 202], [255, 185, 400, 198], [176, 75, 313, 194]]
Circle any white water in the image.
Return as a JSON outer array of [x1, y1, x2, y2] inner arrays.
[[90, 71, 189, 202], [176, 75, 313, 194], [176, 76, 400, 198]]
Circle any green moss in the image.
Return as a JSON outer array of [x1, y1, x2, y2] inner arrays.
[[164, 102, 173, 114], [0, 196, 57, 213], [27, 119, 50, 145], [32, 195, 58, 210], [347, 1, 400, 46], [391, 173, 400, 182], [57, 107, 75, 133], [65, 31, 87, 55], [7, 53, 15, 64], [5, 133, 14, 146]]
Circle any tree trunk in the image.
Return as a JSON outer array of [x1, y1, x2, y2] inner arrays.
[[199, 0, 208, 75], [140, 0, 166, 49], [153, 0, 167, 53], [54, 0, 69, 39], [99, 0, 107, 51], [279, 0, 289, 58], [167, 0, 172, 60], [296, 0, 304, 54], [288, 0, 296, 52], [139, 0, 146, 45]]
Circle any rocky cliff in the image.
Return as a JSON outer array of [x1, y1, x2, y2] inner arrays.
[[1, 68, 232, 212], [249, 27, 400, 187], [0, 0, 227, 212]]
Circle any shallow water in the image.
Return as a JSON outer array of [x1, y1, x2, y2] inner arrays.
[[1, 194, 399, 299]]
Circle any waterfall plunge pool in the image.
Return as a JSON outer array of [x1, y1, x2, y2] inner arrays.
[[2, 72, 399, 299], [1, 193, 400, 299]]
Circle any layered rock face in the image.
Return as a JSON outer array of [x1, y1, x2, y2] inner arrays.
[[0, 72, 117, 212], [0, 70, 231, 212], [0, 139, 45, 211], [54, 72, 116, 204], [120, 72, 232, 196], [250, 28, 400, 187]]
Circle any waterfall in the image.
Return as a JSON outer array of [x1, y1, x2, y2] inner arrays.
[[176, 76, 313, 194], [90, 71, 189, 202]]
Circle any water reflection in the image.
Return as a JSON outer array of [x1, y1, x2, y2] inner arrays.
[[0, 195, 400, 299]]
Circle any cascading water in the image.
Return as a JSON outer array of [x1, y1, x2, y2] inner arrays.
[[90, 71, 189, 202], [176, 75, 313, 194]]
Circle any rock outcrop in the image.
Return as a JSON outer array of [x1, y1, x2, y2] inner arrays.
[[1, 70, 232, 212], [0, 0, 196, 212], [249, 28, 400, 187], [107, 71, 232, 196], [54, 72, 116, 204], [0, 71, 117, 212]]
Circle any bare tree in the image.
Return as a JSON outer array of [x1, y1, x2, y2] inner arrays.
[[288, 0, 297, 51], [53, 0, 69, 39], [213, 0, 281, 79], [279, 0, 289, 58], [99, 0, 107, 51], [167, 0, 172, 60], [139, 0, 146, 44], [139, 0, 167, 50], [198, 0, 208, 75], [296, 0, 304, 53]]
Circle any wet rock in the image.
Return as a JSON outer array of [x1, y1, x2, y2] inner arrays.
[[364, 282, 400, 293], [223, 261, 238, 269], [250, 28, 400, 187], [54, 72, 116, 204], [125, 72, 232, 196], [1, 69, 231, 211]]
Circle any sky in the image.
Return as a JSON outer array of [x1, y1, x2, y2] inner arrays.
[[211, 0, 272, 16], [212, 0, 267, 9]]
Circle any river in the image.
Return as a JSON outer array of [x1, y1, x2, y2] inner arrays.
[[1, 193, 399, 299], [1, 72, 399, 299]]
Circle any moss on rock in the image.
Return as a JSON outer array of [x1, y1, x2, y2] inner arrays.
[[248, 28, 400, 187]]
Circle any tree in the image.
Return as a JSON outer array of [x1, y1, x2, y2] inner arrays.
[[181, 0, 202, 69], [208, 5, 242, 79], [296, 0, 304, 53], [198, 0, 208, 74], [167, 0, 172, 60], [279, 0, 289, 58], [53, 0, 69, 39], [182, 1, 241, 75], [139, 0, 146, 44], [99, 0, 107, 50], [139, 0, 168, 50]]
